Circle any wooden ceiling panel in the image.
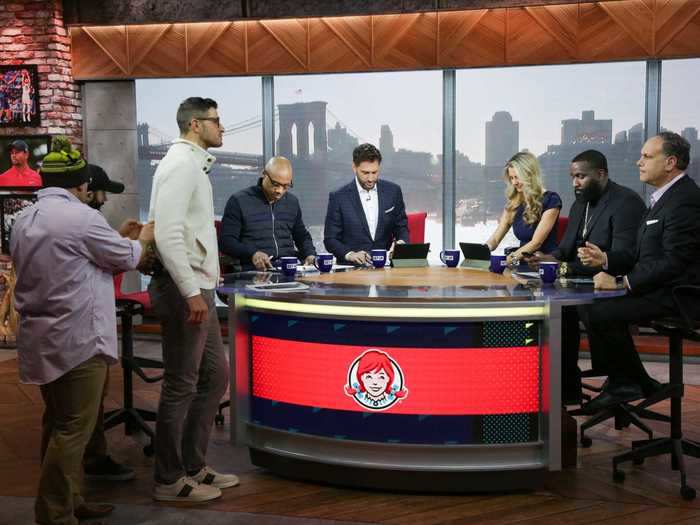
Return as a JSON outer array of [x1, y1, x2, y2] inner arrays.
[[657, 9, 700, 56], [309, 16, 372, 72], [70, 1, 700, 80], [373, 13, 438, 69], [655, 0, 700, 54], [438, 9, 505, 67], [186, 21, 247, 75], [71, 27, 128, 78], [598, 0, 654, 54], [247, 19, 308, 73], [507, 8, 573, 64], [578, 3, 648, 61], [524, 5, 578, 56], [128, 24, 186, 77]]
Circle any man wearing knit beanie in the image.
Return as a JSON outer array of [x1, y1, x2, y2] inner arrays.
[[11, 136, 154, 525]]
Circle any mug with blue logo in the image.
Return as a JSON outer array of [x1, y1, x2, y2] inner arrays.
[[279, 256, 298, 277], [314, 253, 334, 273], [370, 249, 387, 268], [538, 261, 559, 284], [440, 249, 460, 268], [489, 254, 507, 274]]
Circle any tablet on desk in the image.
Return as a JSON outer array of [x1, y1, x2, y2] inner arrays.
[[459, 242, 491, 269], [459, 242, 491, 261], [392, 242, 430, 260]]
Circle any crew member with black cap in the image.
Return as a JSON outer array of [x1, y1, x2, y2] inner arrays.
[[82, 163, 138, 484], [85, 163, 125, 210], [0, 139, 42, 187], [11, 136, 154, 525]]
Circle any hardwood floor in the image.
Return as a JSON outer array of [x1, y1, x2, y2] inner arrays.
[[1, 343, 699, 525]]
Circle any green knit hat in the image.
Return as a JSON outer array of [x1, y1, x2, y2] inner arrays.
[[40, 136, 89, 188]]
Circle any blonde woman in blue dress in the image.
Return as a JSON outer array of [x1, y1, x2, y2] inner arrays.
[[485, 151, 562, 265]]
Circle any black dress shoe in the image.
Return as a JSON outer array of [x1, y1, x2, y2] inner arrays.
[[642, 377, 663, 397], [74, 503, 114, 520], [563, 389, 583, 406], [578, 383, 644, 414]]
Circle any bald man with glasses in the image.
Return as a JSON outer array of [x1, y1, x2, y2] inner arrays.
[[220, 156, 316, 271]]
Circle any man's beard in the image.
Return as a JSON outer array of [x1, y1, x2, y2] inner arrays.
[[88, 199, 104, 211], [575, 179, 604, 203]]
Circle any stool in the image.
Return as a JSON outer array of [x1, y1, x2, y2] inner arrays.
[[611, 285, 700, 500], [104, 299, 163, 456]]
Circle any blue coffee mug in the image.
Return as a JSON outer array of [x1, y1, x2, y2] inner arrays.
[[538, 261, 559, 284], [489, 254, 507, 274], [440, 249, 460, 268], [370, 249, 387, 269], [314, 253, 334, 273], [279, 256, 298, 277]]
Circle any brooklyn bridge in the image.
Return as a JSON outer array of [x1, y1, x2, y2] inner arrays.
[[136, 100, 441, 229]]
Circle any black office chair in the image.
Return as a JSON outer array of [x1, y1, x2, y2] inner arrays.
[[570, 388, 657, 448], [570, 327, 666, 447], [104, 299, 164, 456], [611, 285, 700, 500]]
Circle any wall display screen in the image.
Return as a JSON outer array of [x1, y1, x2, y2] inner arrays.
[[0, 65, 40, 128], [0, 192, 37, 255], [249, 313, 542, 445]]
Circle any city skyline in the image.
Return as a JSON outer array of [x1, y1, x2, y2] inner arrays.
[[136, 60, 700, 164]]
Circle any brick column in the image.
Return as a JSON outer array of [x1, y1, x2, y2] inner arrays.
[[0, 0, 82, 144]]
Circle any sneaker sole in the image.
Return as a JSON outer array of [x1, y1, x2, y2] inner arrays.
[[209, 479, 239, 489], [153, 491, 222, 503]]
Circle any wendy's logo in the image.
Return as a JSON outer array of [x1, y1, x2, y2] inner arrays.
[[344, 349, 408, 411]]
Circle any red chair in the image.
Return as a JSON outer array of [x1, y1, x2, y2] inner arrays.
[[407, 212, 427, 243], [113, 272, 152, 313], [556, 215, 569, 243]]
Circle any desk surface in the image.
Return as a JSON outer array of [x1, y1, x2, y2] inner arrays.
[[302, 266, 515, 287], [218, 266, 624, 304]]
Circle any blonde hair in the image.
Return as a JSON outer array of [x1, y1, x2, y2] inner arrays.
[[504, 151, 545, 225]]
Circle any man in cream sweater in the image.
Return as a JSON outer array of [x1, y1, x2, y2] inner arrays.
[[148, 97, 238, 502]]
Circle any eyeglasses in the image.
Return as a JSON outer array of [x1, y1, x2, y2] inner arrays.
[[192, 116, 221, 126], [264, 170, 293, 190]]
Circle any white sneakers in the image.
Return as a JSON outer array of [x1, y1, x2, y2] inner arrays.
[[153, 476, 221, 502], [190, 466, 240, 489], [153, 467, 239, 502]]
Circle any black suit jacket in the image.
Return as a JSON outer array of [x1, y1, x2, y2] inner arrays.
[[553, 181, 645, 276], [608, 174, 700, 296], [323, 179, 409, 262]]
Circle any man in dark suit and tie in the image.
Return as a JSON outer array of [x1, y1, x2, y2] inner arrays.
[[578, 132, 700, 411], [324, 143, 409, 265], [531, 150, 646, 403]]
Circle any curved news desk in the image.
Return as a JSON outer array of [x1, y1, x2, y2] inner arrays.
[[218, 267, 622, 492]]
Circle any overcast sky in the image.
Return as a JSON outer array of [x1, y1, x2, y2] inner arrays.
[[135, 58, 700, 163]]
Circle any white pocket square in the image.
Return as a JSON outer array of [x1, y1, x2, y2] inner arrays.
[[646, 219, 659, 225], [384, 206, 395, 213]]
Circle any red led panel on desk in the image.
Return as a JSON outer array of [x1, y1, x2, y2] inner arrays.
[[252, 336, 539, 415]]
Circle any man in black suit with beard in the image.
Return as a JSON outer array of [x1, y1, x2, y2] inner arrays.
[[578, 132, 700, 412], [530, 150, 646, 403]]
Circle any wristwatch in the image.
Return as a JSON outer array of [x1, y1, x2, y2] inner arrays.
[[559, 262, 568, 278]]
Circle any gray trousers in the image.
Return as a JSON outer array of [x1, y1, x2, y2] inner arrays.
[[149, 274, 229, 484]]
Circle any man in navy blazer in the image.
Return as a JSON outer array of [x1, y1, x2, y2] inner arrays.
[[324, 143, 409, 264]]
